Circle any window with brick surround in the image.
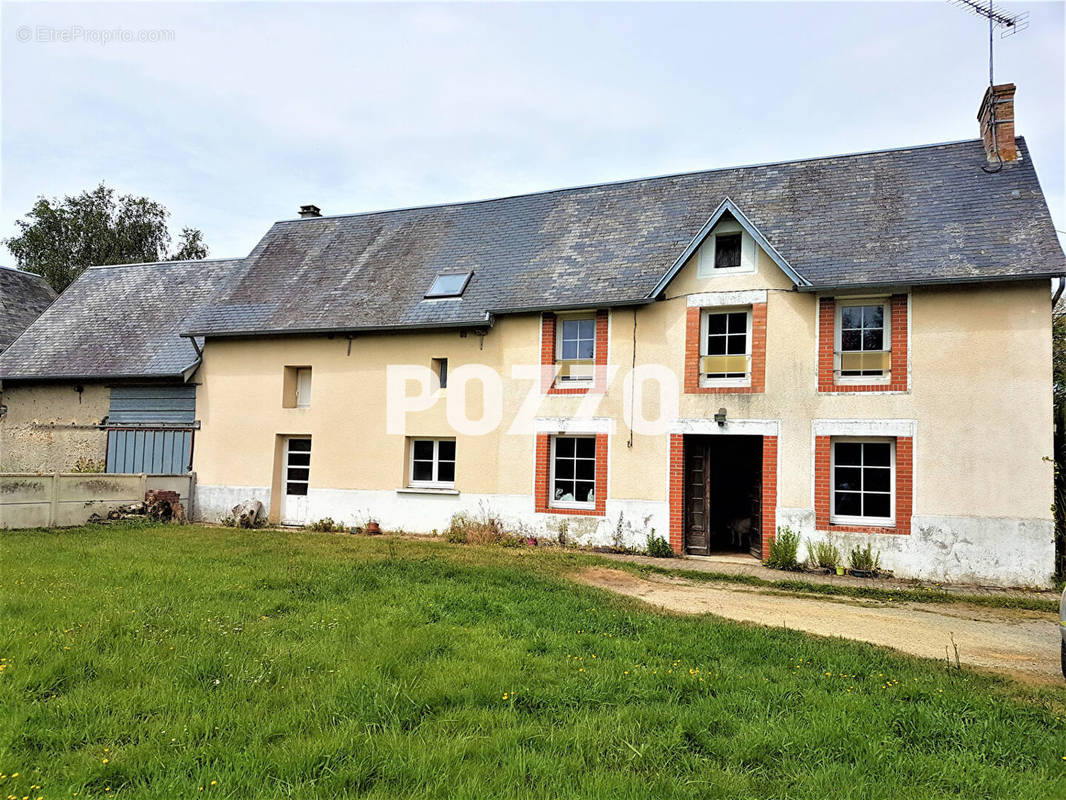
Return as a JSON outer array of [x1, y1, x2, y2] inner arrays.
[[819, 295, 908, 392], [551, 436, 596, 508], [700, 308, 751, 385], [541, 310, 609, 394], [534, 432, 608, 516], [815, 434, 912, 535], [831, 439, 893, 525], [685, 302, 766, 394]]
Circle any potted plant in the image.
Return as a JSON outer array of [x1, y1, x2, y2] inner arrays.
[[806, 539, 841, 575], [365, 519, 381, 535], [848, 541, 881, 578]]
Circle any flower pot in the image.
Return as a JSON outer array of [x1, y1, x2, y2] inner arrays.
[[366, 521, 381, 535], [850, 568, 875, 578], [835, 566, 846, 576]]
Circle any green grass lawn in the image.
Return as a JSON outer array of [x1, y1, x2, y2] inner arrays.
[[1, 524, 1064, 799]]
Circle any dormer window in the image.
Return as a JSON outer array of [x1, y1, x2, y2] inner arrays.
[[425, 271, 472, 298], [697, 220, 755, 277], [714, 233, 742, 269]]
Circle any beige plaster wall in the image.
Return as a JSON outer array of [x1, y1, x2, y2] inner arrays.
[[0, 384, 109, 472], [193, 236, 1053, 525]]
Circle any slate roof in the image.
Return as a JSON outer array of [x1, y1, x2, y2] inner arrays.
[[0, 258, 240, 381], [0, 266, 56, 352], [185, 137, 1066, 338]]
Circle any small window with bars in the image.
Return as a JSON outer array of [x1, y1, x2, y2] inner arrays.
[[700, 309, 751, 381], [837, 302, 890, 378]]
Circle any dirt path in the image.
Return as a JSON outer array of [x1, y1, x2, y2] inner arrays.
[[575, 568, 1063, 685]]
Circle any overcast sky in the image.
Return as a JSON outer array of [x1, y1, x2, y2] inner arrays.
[[2, 1, 1063, 262]]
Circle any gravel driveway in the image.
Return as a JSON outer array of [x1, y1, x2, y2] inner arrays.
[[576, 567, 1062, 685]]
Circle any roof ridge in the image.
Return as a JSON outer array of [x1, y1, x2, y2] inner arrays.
[[87, 257, 242, 270], [0, 264, 50, 279], [271, 138, 989, 225]]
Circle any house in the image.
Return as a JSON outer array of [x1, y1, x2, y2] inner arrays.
[[0, 265, 56, 354], [177, 84, 1064, 587], [0, 258, 240, 473], [2, 84, 1062, 587]]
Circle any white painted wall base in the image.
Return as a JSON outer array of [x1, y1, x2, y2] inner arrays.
[[196, 483, 668, 550], [778, 507, 1054, 588], [196, 484, 272, 523]]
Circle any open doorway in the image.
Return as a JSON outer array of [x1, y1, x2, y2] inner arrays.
[[684, 435, 763, 558]]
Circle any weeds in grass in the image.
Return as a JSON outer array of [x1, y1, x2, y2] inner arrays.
[[445, 509, 505, 545], [306, 517, 343, 533]]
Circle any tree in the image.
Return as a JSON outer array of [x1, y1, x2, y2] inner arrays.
[[3, 183, 209, 292]]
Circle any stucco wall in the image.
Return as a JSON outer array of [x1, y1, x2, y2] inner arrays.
[[191, 237, 1054, 585], [0, 383, 109, 472]]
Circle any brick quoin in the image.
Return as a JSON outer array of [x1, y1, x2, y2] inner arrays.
[[668, 434, 685, 554], [814, 435, 912, 535], [685, 303, 766, 394], [818, 295, 908, 393], [542, 310, 609, 395], [535, 432, 608, 517], [668, 434, 777, 558], [760, 436, 778, 557]]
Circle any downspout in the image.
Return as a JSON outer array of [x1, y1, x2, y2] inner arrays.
[[1053, 276, 1065, 309]]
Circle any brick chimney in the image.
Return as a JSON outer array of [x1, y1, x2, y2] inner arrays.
[[298, 204, 322, 218], [977, 83, 1017, 163]]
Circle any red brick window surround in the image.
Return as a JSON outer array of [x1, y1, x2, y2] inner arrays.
[[541, 310, 609, 394], [814, 435, 913, 535], [535, 432, 608, 517], [818, 295, 908, 393], [668, 433, 778, 556], [684, 303, 766, 394]]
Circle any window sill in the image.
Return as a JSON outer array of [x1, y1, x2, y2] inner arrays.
[[831, 517, 894, 528], [396, 487, 459, 496]]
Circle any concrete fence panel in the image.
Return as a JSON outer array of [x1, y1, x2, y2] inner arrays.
[[0, 473, 193, 530]]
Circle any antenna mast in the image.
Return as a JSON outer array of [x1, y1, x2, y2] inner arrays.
[[949, 1, 1029, 172]]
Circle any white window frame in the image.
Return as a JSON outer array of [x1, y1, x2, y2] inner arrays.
[[408, 438, 456, 489], [549, 434, 597, 509], [829, 437, 895, 527], [285, 437, 311, 496], [697, 221, 756, 278], [834, 299, 891, 384], [555, 313, 597, 383], [699, 306, 752, 388]]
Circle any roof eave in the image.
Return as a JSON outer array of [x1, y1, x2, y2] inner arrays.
[[182, 317, 496, 340], [0, 372, 188, 384], [796, 271, 1066, 293]]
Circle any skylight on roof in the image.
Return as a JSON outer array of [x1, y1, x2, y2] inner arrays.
[[425, 271, 472, 298]]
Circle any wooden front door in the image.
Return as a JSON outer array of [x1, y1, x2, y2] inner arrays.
[[684, 442, 711, 555]]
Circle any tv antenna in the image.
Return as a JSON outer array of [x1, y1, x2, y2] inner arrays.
[[949, 1, 1029, 172]]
